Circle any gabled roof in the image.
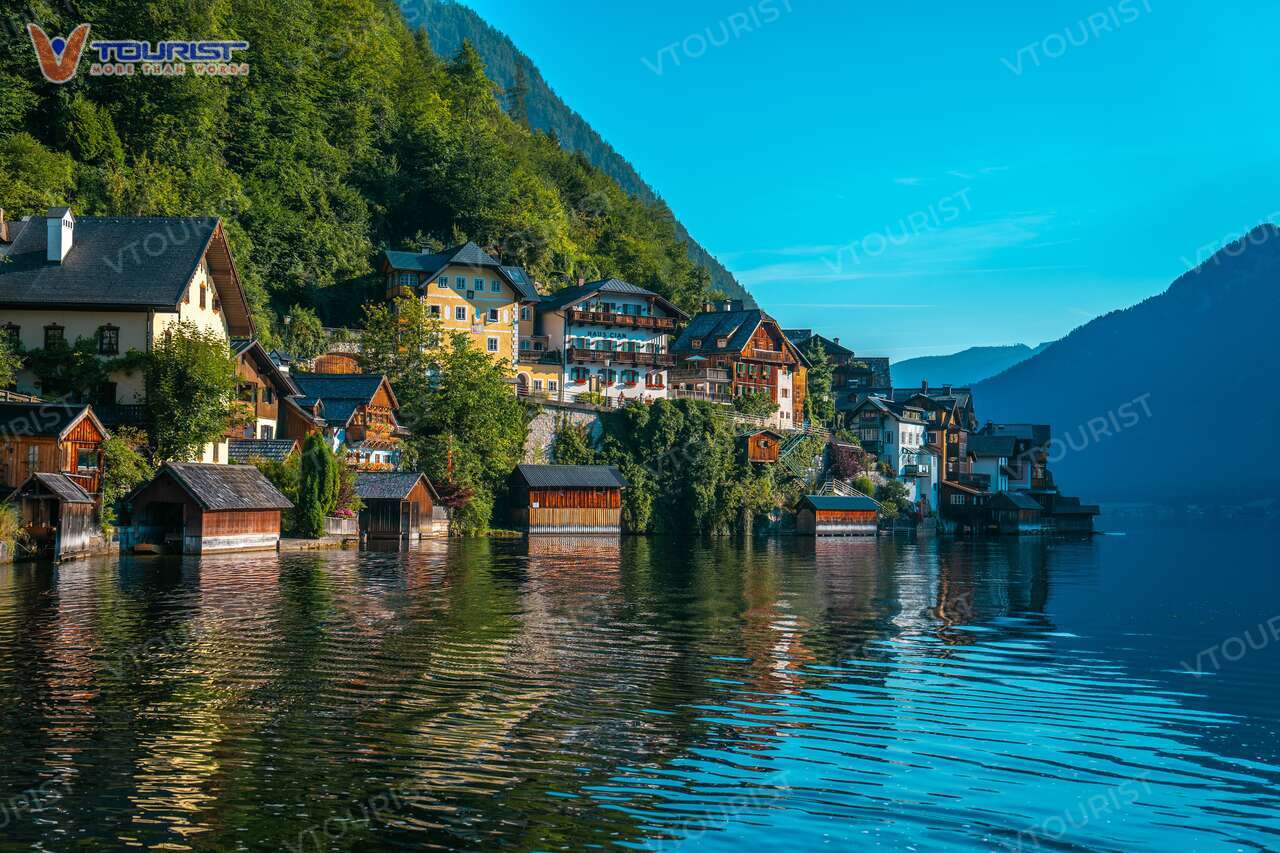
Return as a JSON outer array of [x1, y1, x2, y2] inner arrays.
[[150, 463, 293, 511], [356, 471, 440, 501], [513, 464, 628, 489], [0, 214, 253, 335], [0, 402, 107, 440], [671, 309, 810, 366], [538, 277, 687, 318], [845, 395, 924, 422], [18, 472, 94, 504], [290, 373, 398, 428], [799, 494, 879, 512], [231, 339, 303, 397], [227, 438, 299, 463], [381, 241, 540, 301], [738, 428, 784, 440], [968, 435, 1018, 458], [784, 331, 855, 360]]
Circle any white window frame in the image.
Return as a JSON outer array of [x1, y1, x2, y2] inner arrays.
[[486, 337, 499, 352], [454, 306, 467, 321]]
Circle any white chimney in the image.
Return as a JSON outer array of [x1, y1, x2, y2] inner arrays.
[[46, 207, 74, 263]]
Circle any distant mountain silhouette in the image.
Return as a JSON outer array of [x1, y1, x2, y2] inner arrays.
[[974, 224, 1280, 504], [406, 0, 753, 305], [893, 343, 1050, 388]]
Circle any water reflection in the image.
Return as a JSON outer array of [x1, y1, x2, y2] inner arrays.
[[0, 533, 1276, 850]]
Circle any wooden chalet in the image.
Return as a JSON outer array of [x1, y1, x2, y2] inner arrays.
[[796, 495, 879, 536], [125, 463, 292, 554], [509, 464, 628, 534], [988, 491, 1045, 535], [11, 472, 100, 561], [670, 301, 810, 428], [229, 339, 303, 441], [356, 471, 447, 539], [741, 428, 784, 463], [285, 373, 406, 470], [0, 402, 108, 498]]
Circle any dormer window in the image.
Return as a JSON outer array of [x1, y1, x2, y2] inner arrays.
[[717, 337, 728, 348], [691, 339, 702, 349]]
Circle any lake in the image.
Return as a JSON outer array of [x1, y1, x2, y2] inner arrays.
[[1, 526, 1278, 850]]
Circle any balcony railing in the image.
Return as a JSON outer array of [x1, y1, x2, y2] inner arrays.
[[568, 309, 675, 330], [902, 463, 932, 477], [518, 349, 562, 365], [669, 367, 731, 383], [747, 348, 790, 364], [671, 388, 732, 405], [566, 348, 674, 367]]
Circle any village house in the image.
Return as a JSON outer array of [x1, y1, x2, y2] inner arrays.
[[285, 373, 407, 470], [508, 464, 628, 534], [0, 402, 108, 498], [740, 428, 784, 464], [669, 301, 809, 429], [380, 241, 540, 370], [968, 434, 1016, 494], [0, 208, 254, 463], [228, 339, 303, 442], [527, 278, 686, 404], [124, 462, 292, 554], [784, 330, 892, 402]]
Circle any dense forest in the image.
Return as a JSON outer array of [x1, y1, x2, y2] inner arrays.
[[409, 0, 753, 305], [0, 0, 725, 342]]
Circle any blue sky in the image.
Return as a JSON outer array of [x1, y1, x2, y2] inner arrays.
[[461, 0, 1280, 359]]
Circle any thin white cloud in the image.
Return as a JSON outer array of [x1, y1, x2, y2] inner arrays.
[[772, 303, 936, 309], [894, 177, 924, 186]]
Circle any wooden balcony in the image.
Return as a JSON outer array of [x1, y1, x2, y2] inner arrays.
[[747, 348, 790, 364], [568, 309, 676, 330], [671, 388, 732, 405], [669, 367, 730, 383], [518, 349, 562, 366], [566, 348, 674, 367], [902, 463, 931, 478]]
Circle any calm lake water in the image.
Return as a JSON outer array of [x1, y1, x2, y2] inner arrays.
[[1, 526, 1278, 851]]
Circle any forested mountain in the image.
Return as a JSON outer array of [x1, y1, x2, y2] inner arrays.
[[0, 0, 722, 340], [404, 0, 752, 305], [892, 343, 1050, 389], [974, 226, 1280, 504]]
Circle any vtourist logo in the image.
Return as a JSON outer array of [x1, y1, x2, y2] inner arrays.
[[27, 23, 91, 83], [28, 22, 250, 83]]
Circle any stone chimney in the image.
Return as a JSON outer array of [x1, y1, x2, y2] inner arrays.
[[46, 207, 74, 263], [832, 337, 840, 346], [921, 379, 928, 393], [0, 209, 8, 243]]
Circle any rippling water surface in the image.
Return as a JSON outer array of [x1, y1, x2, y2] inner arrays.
[[1, 526, 1278, 850]]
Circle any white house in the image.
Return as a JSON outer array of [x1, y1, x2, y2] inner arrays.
[[530, 278, 687, 404], [968, 434, 1015, 495]]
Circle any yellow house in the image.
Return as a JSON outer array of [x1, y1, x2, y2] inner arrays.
[[0, 208, 256, 463], [380, 242, 541, 372]]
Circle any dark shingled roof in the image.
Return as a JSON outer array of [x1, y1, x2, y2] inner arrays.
[[785, 331, 855, 360], [968, 435, 1018, 457], [514, 464, 628, 489], [538, 277, 686, 318], [0, 216, 219, 309], [290, 374, 395, 427], [157, 463, 293, 510], [381, 241, 540, 301], [228, 439, 299, 463], [800, 494, 880, 512], [0, 402, 104, 439], [671, 308, 766, 355], [21, 472, 94, 504], [356, 471, 440, 501]]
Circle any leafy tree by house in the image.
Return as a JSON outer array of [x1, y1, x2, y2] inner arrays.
[[99, 427, 154, 532], [286, 306, 328, 362], [0, 335, 18, 388], [297, 433, 340, 538], [804, 339, 836, 426], [406, 333, 528, 534], [852, 475, 876, 497], [23, 337, 124, 402], [733, 389, 778, 418], [145, 323, 238, 462], [250, 450, 301, 532], [552, 416, 596, 464], [876, 480, 910, 520], [358, 297, 443, 412]]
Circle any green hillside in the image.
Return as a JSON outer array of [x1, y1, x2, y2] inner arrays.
[[404, 0, 753, 305], [0, 0, 721, 339]]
